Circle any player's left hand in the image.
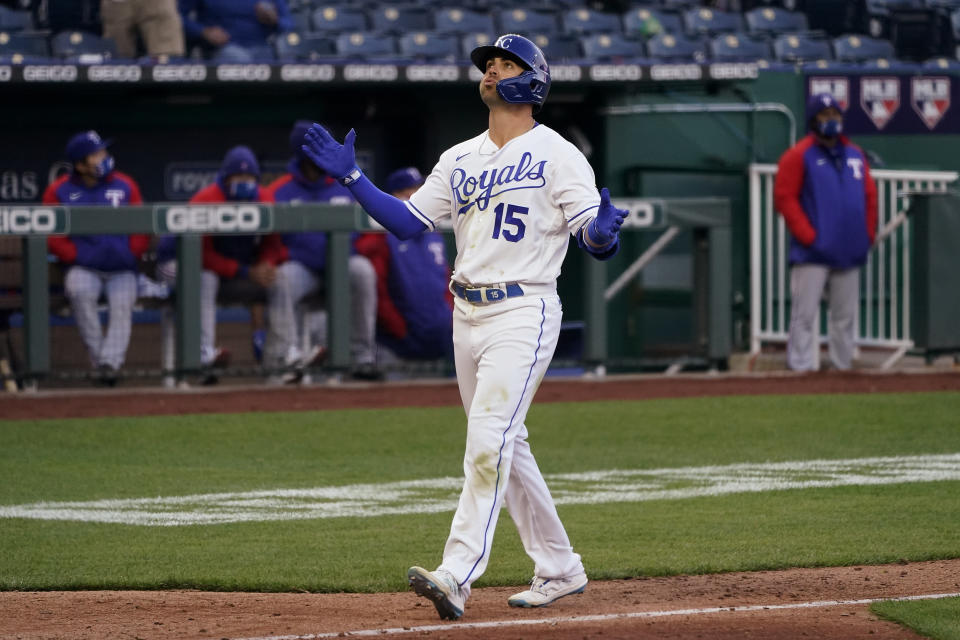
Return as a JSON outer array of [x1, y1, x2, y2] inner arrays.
[[592, 187, 628, 245], [302, 124, 357, 180]]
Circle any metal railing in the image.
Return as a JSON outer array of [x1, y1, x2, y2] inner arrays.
[[749, 163, 958, 369]]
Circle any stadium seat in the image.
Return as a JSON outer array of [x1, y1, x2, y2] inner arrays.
[[495, 8, 559, 36], [683, 7, 745, 36], [531, 32, 581, 62], [623, 7, 684, 39], [50, 31, 116, 61], [865, 0, 939, 59], [367, 6, 432, 34], [0, 5, 32, 31], [832, 34, 896, 62], [561, 8, 622, 35], [0, 31, 50, 58], [645, 32, 706, 61], [744, 7, 809, 37], [335, 32, 398, 58], [923, 54, 960, 69], [661, 0, 700, 9], [709, 33, 773, 61], [773, 32, 833, 62], [433, 8, 494, 34], [459, 32, 494, 59], [275, 31, 336, 61], [398, 31, 458, 61], [311, 6, 368, 33], [580, 33, 643, 61], [861, 56, 918, 68]]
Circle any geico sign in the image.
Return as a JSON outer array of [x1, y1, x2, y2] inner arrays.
[[0, 207, 59, 234], [23, 65, 78, 82], [215, 64, 271, 81], [164, 206, 264, 232], [88, 65, 142, 82]]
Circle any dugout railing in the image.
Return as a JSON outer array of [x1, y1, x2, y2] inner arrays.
[[748, 164, 959, 369]]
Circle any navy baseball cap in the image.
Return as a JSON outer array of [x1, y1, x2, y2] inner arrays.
[[385, 167, 424, 194], [220, 145, 261, 178], [65, 130, 111, 162], [807, 93, 842, 117], [289, 120, 313, 158]]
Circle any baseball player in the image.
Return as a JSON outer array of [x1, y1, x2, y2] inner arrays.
[[44, 130, 148, 386], [774, 93, 877, 371], [263, 120, 381, 382], [354, 167, 454, 361], [302, 34, 627, 619]]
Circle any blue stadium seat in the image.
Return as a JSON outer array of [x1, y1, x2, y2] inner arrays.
[[561, 8, 622, 35], [335, 31, 398, 58], [744, 7, 809, 37], [661, 0, 700, 9], [275, 31, 336, 61], [398, 31, 459, 61], [773, 32, 833, 62], [0, 31, 50, 58], [531, 32, 582, 62], [311, 6, 368, 33], [580, 33, 643, 61], [709, 33, 773, 61], [861, 56, 918, 69], [495, 8, 559, 36], [923, 55, 960, 69], [683, 7, 744, 36], [368, 6, 432, 34], [459, 31, 494, 59], [645, 32, 706, 61], [623, 7, 684, 39], [0, 5, 33, 31], [50, 31, 116, 61], [832, 34, 896, 62], [434, 8, 494, 34], [864, 0, 939, 60]]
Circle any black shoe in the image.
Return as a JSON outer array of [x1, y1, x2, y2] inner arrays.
[[351, 363, 384, 381], [94, 364, 118, 387]]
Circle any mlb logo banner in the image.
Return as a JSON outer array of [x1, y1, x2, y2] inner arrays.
[[911, 77, 950, 130], [808, 77, 849, 112], [860, 77, 900, 130]]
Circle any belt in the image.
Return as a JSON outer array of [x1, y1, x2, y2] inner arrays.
[[451, 281, 525, 304]]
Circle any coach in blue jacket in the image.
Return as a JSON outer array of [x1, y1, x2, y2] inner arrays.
[[178, 0, 293, 62]]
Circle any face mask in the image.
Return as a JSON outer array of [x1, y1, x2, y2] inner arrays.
[[94, 155, 115, 178], [818, 119, 842, 138], [228, 180, 258, 200]]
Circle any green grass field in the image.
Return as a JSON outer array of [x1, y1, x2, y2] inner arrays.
[[1, 391, 959, 618]]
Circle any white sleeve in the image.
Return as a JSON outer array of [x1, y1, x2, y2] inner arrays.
[[404, 158, 452, 231], [552, 150, 601, 236]]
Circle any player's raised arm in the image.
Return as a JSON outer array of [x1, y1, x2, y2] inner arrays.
[[301, 124, 427, 240], [578, 187, 628, 260]]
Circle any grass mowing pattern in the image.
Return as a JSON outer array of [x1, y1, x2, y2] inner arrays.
[[871, 596, 960, 640]]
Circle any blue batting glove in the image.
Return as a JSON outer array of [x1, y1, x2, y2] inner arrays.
[[301, 124, 358, 181], [587, 187, 628, 246]]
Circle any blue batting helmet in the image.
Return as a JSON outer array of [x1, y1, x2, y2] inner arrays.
[[470, 34, 550, 113]]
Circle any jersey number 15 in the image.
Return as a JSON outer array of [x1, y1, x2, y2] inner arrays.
[[491, 203, 527, 242]]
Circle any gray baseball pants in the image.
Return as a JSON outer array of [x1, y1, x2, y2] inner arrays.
[[64, 265, 138, 370], [787, 263, 860, 371]]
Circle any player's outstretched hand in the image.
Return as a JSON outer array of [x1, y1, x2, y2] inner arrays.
[[302, 124, 358, 180], [592, 187, 628, 245]]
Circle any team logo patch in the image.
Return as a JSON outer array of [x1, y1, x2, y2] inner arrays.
[[860, 77, 900, 130], [808, 77, 849, 111], [911, 76, 951, 130]]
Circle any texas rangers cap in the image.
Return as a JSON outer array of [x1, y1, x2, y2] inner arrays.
[[220, 145, 261, 178], [385, 167, 424, 194], [806, 93, 842, 117], [65, 130, 111, 162]]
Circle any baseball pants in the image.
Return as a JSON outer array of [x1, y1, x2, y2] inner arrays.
[[787, 263, 860, 371], [64, 265, 137, 370], [100, 0, 185, 58], [440, 293, 583, 598], [157, 259, 220, 370], [265, 256, 378, 368]]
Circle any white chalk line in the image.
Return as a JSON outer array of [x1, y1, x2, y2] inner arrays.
[[234, 591, 960, 640], [2, 453, 960, 526]]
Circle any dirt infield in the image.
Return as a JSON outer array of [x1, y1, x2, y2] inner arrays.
[[2, 370, 959, 639]]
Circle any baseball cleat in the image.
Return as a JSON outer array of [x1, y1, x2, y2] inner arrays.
[[407, 566, 465, 620], [507, 572, 588, 608]]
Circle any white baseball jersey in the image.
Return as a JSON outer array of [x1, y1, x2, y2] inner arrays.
[[404, 124, 600, 286]]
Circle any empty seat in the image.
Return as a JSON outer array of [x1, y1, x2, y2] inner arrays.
[[832, 34, 896, 61], [623, 7, 683, 38], [368, 6, 432, 34], [459, 31, 494, 59], [434, 8, 494, 34], [865, 0, 939, 59], [495, 8, 558, 35], [290, 8, 312, 33], [683, 7, 744, 36], [0, 5, 33, 31], [531, 32, 581, 62], [580, 33, 643, 60], [773, 32, 833, 62], [335, 31, 398, 58], [398, 31, 458, 60], [709, 33, 773, 61], [561, 8, 622, 34], [861, 56, 916, 69], [646, 32, 706, 61], [50, 30, 116, 60], [744, 7, 809, 37], [0, 31, 50, 58], [923, 54, 960, 69], [311, 6, 367, 33], [275, 31, 336, 61]]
